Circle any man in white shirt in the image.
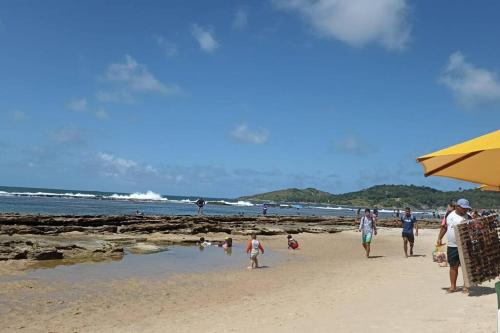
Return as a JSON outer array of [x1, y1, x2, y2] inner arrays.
[[436, 198, 471, 293]]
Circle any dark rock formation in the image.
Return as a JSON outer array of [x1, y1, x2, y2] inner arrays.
[[0, 213, 440, 261]]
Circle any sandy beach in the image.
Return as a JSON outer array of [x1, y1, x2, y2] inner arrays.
[[0, 228, 497, 333]]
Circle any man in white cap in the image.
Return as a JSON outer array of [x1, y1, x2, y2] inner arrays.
[[437, 198, 471, 293]]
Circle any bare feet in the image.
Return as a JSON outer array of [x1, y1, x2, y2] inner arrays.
[[446, 288, 457, 293], [462, 287, 469, 294]]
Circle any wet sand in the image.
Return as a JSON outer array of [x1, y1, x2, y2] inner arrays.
[[0, 229, 497, 332]]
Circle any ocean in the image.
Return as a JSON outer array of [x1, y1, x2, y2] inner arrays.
[[0, 186, 433, 218]]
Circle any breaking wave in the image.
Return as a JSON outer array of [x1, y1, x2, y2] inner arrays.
[[312, 206, 356, 211], [0, 191, 97, 199], [208, 200, 254, 207], [106, 191, 167, 201]]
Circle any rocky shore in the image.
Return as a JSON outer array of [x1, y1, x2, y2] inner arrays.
[[0, 213, 440, 262]]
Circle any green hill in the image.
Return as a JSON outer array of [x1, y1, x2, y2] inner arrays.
[[240, 188, 333, 203], [240, 184, 500, 210]]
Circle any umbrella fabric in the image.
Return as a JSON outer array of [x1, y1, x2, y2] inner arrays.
[[479, 184, 500, 192], [416, 130, 500, 186]]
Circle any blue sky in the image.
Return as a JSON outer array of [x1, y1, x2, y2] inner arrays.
[[0, 0, 499, 197]]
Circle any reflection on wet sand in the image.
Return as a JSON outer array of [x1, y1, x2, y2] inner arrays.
[[26, 256, 124, 271], [4, 243, 281, 283]]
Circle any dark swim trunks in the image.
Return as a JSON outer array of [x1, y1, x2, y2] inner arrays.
[[402, 232, 414, 243], [447, 246, 460, 267]]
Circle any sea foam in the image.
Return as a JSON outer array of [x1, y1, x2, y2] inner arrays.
[[106, 191, 167, 201]]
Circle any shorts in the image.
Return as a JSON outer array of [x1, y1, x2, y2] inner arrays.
[[447, 246, 460, 267], [402, 232, 414, 243], [250, 250, 259, 259], [362, 233, 372, 244]]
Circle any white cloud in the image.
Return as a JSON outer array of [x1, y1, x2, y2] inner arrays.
[[11, 111, 30, 122], [66, 98, 109, 119], [96, 152, 139, 177], [154, 35, 178, 57], [230, 124, 269, 144], [91, 152, 342, 196], [99, 55, 180, 103], [333, 136, 371, 156], [93, 109, 109, 120], [94, 153, 208, 183], [233, 8, 248, 30], [440, 51, 500, 107], [49, 126, 87, 145], [105, 55, 177, 94], [272, 0, 411, 50], [96, 90, 134, 104], [66, 98, 87, 112], [191, 24, 219, 53]]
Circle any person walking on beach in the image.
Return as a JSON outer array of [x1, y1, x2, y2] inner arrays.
[[246, 234, 264, 269], [436, 198, 471, 293], [196, 198, 205, 215], [359, 208, 377, 258], [400, 207, 418, 257]]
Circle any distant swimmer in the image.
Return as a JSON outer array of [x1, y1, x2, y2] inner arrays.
[[196, 198, 206, 215], [400, 207, 418, 257], [358, 208, 377, 258]]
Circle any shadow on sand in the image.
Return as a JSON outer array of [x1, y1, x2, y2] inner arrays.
[[368, 255, 384, 259], [440, 286, 495, 297], [467, 286, 496, 297], [409, 254, 426, 258]]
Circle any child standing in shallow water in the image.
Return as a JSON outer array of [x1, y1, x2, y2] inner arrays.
[[246, 234, 264, 269]]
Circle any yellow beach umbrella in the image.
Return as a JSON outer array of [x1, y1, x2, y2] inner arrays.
[[416, 129, 500, 186], [478, 184, 500, 192]]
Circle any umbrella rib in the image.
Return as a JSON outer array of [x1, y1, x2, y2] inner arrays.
[[424, 150, 484, 177]]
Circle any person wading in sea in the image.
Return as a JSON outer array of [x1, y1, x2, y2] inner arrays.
[[196, 198, 205, 215]]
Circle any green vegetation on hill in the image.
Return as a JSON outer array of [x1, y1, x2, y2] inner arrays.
[[240, 188, 333, 203], [240, 185, 500, 210]]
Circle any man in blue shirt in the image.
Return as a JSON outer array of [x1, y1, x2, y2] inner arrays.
[[400, 207, 418, 257]]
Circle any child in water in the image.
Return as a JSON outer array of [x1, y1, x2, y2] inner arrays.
[[246, 234, 264, 269], [197, 237, 211, 248], [287, 234, 299, 249], [222, 237, 232, 249]]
